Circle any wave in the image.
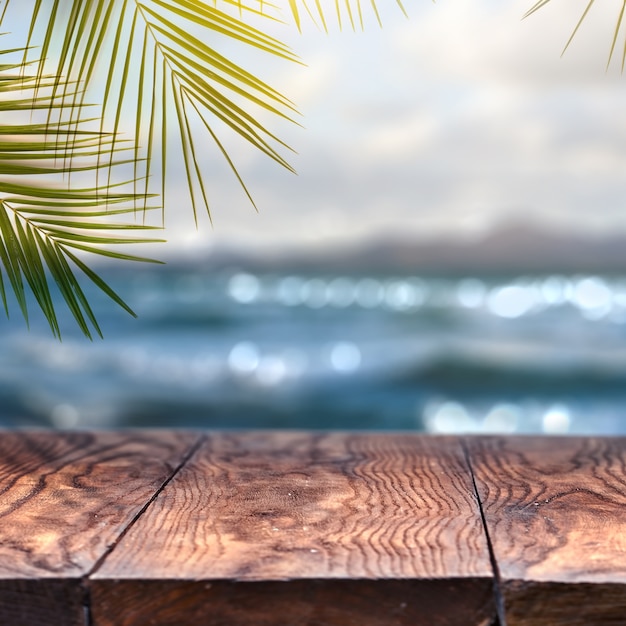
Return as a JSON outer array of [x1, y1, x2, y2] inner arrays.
[[3, 267, 626, 433], [391, 356, 626, 396]]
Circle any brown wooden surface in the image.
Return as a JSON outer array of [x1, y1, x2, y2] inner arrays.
[[91, 432, 495, 625], [4, 431, 626, 625], [467, 436, 626, 626], [0, 430, 200, 626]]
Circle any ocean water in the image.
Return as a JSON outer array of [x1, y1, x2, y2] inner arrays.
[[1, 264, 626, 434]]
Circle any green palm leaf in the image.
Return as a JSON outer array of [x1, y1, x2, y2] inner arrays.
[[11, 0, 301, 221], [0, 0, 412, 339], [2, 0, 412, 224], [0, 52, 163, 339], [286, 0, 406, 31], [526, 0, 626, 70]]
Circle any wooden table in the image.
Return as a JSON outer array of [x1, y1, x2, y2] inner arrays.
[[0, 431, 624, 625]]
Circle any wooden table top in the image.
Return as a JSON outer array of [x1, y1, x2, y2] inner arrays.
[[0, 431, 624, 625]]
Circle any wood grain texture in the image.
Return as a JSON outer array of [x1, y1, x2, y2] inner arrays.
[[91, 432, 495, 625], [466, 436, 626, 626], [0, 430, 200, 626]]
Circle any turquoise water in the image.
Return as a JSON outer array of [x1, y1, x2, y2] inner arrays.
[[1, 264, 625, 433]]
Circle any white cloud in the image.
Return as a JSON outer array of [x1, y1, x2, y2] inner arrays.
[[393, 0, 624, 86], [156, 0, 626, 252]]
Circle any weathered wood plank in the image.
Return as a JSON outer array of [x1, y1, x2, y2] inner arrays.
[[92, 578, 494, 626], [91, 432, 495, 626], [467, 436, 626, 626], [0, 430, 200, 626]]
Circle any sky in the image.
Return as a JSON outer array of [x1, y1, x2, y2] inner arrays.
[[162, 0, 626, 256], [6, 0, 626, 257], [157, 0, 626, 256]]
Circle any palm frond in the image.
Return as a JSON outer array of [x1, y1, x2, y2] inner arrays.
[[15, 0, 301, 222], [286, 0, 406, 32], [0, 0, 413, 338], [526, 0, 626, 70], [0, 52, 163, 339]]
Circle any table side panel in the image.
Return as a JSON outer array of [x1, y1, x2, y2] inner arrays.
[[91, 578, 495, 626]]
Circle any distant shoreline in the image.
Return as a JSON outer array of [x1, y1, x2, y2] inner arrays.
[[144, 222, 626, 276]]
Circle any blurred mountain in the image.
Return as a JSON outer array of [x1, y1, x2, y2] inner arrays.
[[345, 224, 626, 275], [179, 222, 626, 275]]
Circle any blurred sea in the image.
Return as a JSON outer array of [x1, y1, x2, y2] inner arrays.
[[1, 263, 626, 434]]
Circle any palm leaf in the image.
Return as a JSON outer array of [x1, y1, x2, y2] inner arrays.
[[0, 51, 163, 339], [2, 0, 412, 223], [526, 0, 626, 70], [0, 0, 413, 338], [11, 0, 301, 221], [286, 0, 405, 31]]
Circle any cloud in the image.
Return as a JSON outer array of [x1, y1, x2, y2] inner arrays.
[[159, 0, 626, 252], [393, 0, 624, 86]]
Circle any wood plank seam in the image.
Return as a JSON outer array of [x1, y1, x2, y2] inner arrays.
[[86, 433, 497, 626], [462, 438, 507, 626], [464, 436, 626, 626], [81, 433, 207, 625]]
